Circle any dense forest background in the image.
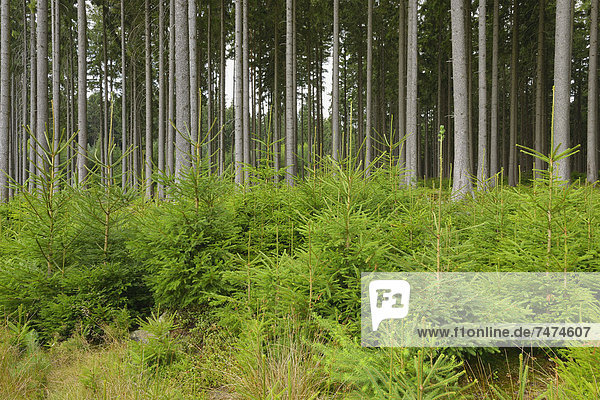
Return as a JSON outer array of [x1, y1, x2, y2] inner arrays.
[[0, 0, 597, 198]]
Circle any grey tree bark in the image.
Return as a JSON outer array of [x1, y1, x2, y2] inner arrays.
[[490, 0, 498, 184], [243, 0, 250, 181], [121, 0, 127, 189], [168, 0, 175, 175], [51, 0, 59, 186], [234, 0, 243, 184], [477, 0, 487, 188], [332, 0, 340, 161], [535, 0, 545, 179], [28, 8, 36, 190], [158, 0, 165, 197], [188, 0, 198, 149], [405, 0, 417, 186], [77, 0, 87, 184], [219, 0, 225, 175], [145, 0, 152, 197], [587, 0, 598, 182], [37, 0, 49, 178], [450, 0, 473, 198], [508, 1, 517, 186], [273, 15, 280, 179], [398, 0, 406, 168], [0, 0, 9, 201], [365, 0, 373, 172], [207, 3, 213, 172], [553, 0, 572, 182], [175, 0, 191, 175], [285, 0, 296, 184]]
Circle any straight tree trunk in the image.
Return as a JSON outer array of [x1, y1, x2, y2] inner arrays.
[[145, 0, 152, 197], [365, 0, 373, 172], [274, 18, 280, 178], [490, 0, 499, 184], [534, 0, 545, 178], [189, 0, 198, 149], [175, 0, 191, 175], [508, 0, 518, 186], [158, 0, 165, 197], [332, 0, 340, 160], [285, 0, 296, 184], [0, 0, 9, 201], [554, 0, 572, 182], [477, 0, 487, 188], [243, 0, 250, 181], [37, 0, 49, 178], [51, 0, 59, 187], [219, 0, 225, 175], [207, 3, 213, 172], [168, 0, 175, 175], [77, 0, 87, 184], [405, 0, 417, 185], [450, 0, 473, 198], [398, 0, 406, 168], [28, 7, 36, 190], [102, 5, 108, 183], [234, 0, 243, 184], [587, 0, 598, 182], [121, 0, 127, 189]]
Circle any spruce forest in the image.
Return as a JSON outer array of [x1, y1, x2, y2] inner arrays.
[[0, 0, 599, 398]]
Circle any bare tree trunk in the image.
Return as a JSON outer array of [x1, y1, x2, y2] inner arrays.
[[285, 0, 296, 184], [21, 0, 27, 187], [332, 0, 340, 160], [234, 0, 243, 184], [188, 0, 198, 149], [451, 0, 473, 198], [158, 0, 165, 197], [28, 8, 36, 190], [477, 0, 487, 188], [243, 0, 250, 181], [219, 0, 225, 175], [175, 0, 191, 175], [534, 0, 545, 179], [508, 0, 517, 186], [77, 0, 87, 184], [398, 0, 406, 168], [405, 0, 417, 186], [0, 0, 9, 201], [145, 0, 153, 197], [365, 0, 373, 172], [51, 0, 59, 189], [588, 0, 598, 182], [273, 18, 280, 179], [102, 4, 108, 184], [554, 0, 572, 182], [490, 0, 499, 184], [168, 0, 175, 175], [207, 3, 213, 172], [121, 0, 127, 189], [37, 0, 49, 179]]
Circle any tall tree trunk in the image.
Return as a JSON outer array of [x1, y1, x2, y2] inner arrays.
[[477, 0, 487, 188], [234, 0, 243, 184], [168, 0, 175, 175], [219, 0, 225, 175], [365, 0, 373, 172], [285, 0, 296, 184], [587, 0, 598, 182], [145, 0, 153, 197], [0, 0, 9, 201], [158, 0, 165, 197], [398, 0, 406, 168], [51, 0, 59, 188], [21, 0, 27, 187], [274, 17, 280, 178], [37, 0, 49, 179], [508, 0, 517, 186], [121, 0, 127, 189], [450, 0, 473, 198], [534, 0, 545, 179], [102, 4, 108, 183], [490, 0, 499, 184], [29, 7, 36, 190], [357, 46, 363, 164], [189, 0, 198, 149], [554, 0, 572, 182], [405, 0, 417, 185], [175, 0, 191, 175], [77, 0, 87, 184], [207, 3, 213, 172], [332, 0, 340, 160], [243, 0, 250, 181]]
